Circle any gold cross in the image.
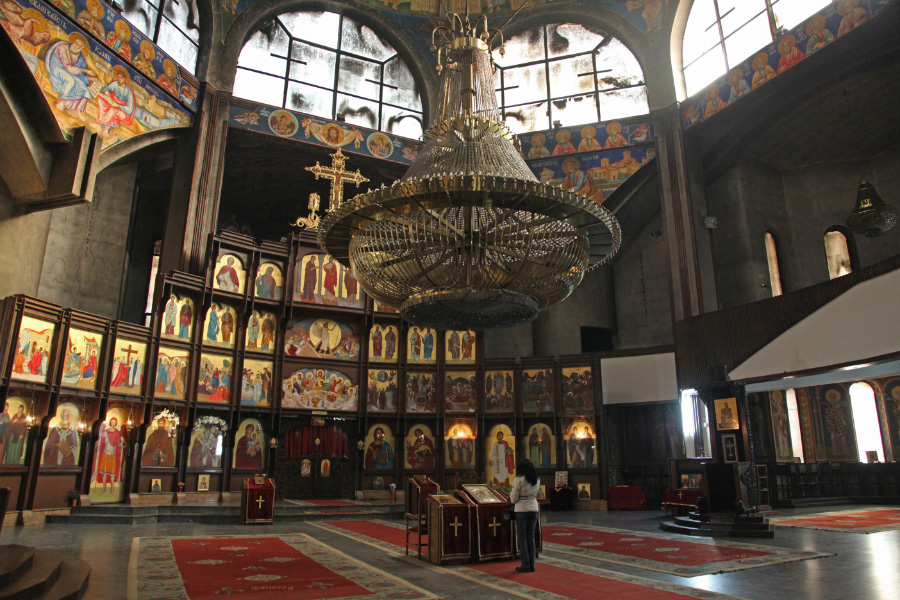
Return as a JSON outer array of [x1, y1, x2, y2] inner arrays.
[[256, 496, 265, 509], [488, 517, 501, 536], [305, 148, 369, 213], [677, 491, 684, 500], [450, 516, 462, 537]]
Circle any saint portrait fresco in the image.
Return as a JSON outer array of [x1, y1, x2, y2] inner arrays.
[[368, 324, 399, 363], [407, 327, 436, 364], [61, 327, 103, 390], [109, 339, 146, 396], [233, 418, 265, 470], [405, 372, 436, 413], [254, 262, 284, 301], [523, 368, 554, 413], [444, 421, 475, 469], [141, 410, 178, 467], [203, 304, 238, 349], [404, 424, 436, 470], [525, 423, 556, 468], [41, 402, 81, 466], [89, 407, 128, 503], [486, 424, 516, 488], [197, 354, 232, 403], [213, 253, 246, 294], [565, 419, 597, 468], [240, 359, 273, 407], [189, 416, 227, 469], [373, 300, 397, 314], [770, 390, 794, 463], [366, 369, 399, 412], [10, 316, 54, 384], [160, 295, 194, 342], [284, 318, 359, 361], [282, 367, 359, 411], [819, 385, 857, 460], [246, 310, 277, 353], [561, 366, 593, 413], [364, 424, 395, 469], [294, 253, 363, 308], [445, 330, 476, 364], [0, 397, 30, 465], [445, 371, 477, 413], [154, 346, 190, 400], [485, 370, 514, 412], [885, 379, 900, 462]]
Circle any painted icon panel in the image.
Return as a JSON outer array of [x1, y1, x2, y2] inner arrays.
[[10, 316, 55, 384], [368, 324, 399, 363], [197, 354, 233, 404], [203, 303, 238, 349], [364, 423, 395, 469], [246, 310, 277, 353], [161, 295, 194, 342], [294, 253, 363, 308], [240, 359, 273, 407], [525, 423, 556, 468], [366, 369, 398, 412], [282, 367, 358, 411], [561, 366, 594, 413], [213, 253, 246, 294], [109, 338, 146, 395], [445, 371, 477, 413], [404, 424, 436, 470], [485, 370, 514, 412], [486, 423, 515, 488], [89, 408, 129, 503], [254, 262, 284, 301], [444, 421, 475, 469], [405, 372, 436, 413], [523, 368, 554, 413], [565, 419, 597, 468], [61, 327, 103, 390], [0, 397, 31, 465], [407, 327, 436, 363], [284, 318, 359, 361], [141, 410, 178, 467], [445, 330, 476, 364], [234, 418, 265, 470], [41, 402, 81, 466], [153, 346, 190, 400], [189, 415, 228, 469]]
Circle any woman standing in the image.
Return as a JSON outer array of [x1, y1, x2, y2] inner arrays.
[[510, 458, 540, 573]]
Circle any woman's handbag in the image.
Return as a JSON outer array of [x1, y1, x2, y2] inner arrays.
[[505, 503, 516, 521]]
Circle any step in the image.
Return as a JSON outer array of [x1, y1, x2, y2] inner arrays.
[[659, 520, 775, 539], [0, 550, 63, 600], [0, 546, 35, 589], [36, 558, 90, 600], [771, 497, 854, 508], [673, 516, 772, 531]]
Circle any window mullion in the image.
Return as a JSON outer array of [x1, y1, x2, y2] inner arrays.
[[542, 24, 552, 126], [332, 15, 344, 120], [153, 0, 165, 42], [282, 38, 293, 109], [711, 0, 730, 71]]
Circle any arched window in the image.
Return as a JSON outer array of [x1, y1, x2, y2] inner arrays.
[[493, 23, 648, 134], [824, 230, 853, 279], [681, 0, 831, 96], [121, 0, 200, 72], [234, 11, 424, 139], [764, 232, 783, 296], [848, 382, 884, 463]]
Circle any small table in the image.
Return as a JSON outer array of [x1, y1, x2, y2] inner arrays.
[[242, 477, 276, 524], [606, 486, 649, 510], [661, 488, 703, 515]]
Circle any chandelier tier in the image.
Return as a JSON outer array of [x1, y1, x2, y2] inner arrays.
[[317, 12, 621, 329]]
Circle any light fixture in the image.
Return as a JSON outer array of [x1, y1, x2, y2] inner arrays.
[[846, 181, 898, 237], [316, 10, 620, 330]]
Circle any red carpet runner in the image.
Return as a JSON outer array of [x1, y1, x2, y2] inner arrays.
[[130, 533, 435, 599], [771, 507, 900, 533], [317, 520, 744, 599]]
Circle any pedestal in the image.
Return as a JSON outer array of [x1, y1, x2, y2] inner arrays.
[[242, 477, 276, 524], [426, 492, 471, 565], [457, 484, 514, 562]]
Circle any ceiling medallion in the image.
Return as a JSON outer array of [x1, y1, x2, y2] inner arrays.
[[316, 10, 621, 329]]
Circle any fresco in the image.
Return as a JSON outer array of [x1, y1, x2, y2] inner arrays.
[[445, 371, 477, 413], [89, 407, 128, 502], [0, 0, 192, 150], [233, 418, 265, 470], [523, 368, 553, 413], [203, 303, 238, 349], [229, 105, 421, 165], [41, 401, 81, 466], [160, 295, 194, 342], [368, 324, 399, 363], [240, 358, 272, 407], [366, 369, 399, 412], [61, 327, 103, 390], [197, 353, 232, 403], [109, 338, 146, 395], [294, 253, 364, 309], [282, 367, 359, 411], [153, 346, 189, 400], [522, 121, 653, 159], [407, 326, 436, 363], [484, 370, 514, 412], [561, 365, 593, 413], [486, 423, 515, 488], [245, 310, 276, 353], [683, 1, 886, 129], [10, 315, 55, 384], [525, 423, 555, 468], [254, 262, 284, 301], [0, 397, 31, 465], [284, 318, 360, 361], [445, 330, 476, 364], [405, 371, 436, 413], [404, 424, 436, 469], [364, 423, 395, 469], [213, 252, 247, 295], [770, 390, 794, 463]]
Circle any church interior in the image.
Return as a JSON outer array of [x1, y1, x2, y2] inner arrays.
[[0, 0, 899, 598]]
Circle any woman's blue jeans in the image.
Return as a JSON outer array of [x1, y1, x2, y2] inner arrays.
[[515, 511, 538, 569]]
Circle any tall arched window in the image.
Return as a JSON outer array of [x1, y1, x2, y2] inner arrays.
[[764, 231, 783, 296], [493, 23, 648, 133], [824, 230, 852, 279], [681, 0, 831, 96], [234, 11, 424, 139], [849, 382, 884, 463], [121, 0, 200, 72]]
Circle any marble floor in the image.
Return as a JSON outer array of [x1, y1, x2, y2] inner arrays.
[[1, 505, 897, 600]]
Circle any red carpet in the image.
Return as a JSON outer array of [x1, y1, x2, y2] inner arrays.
[[317, 521, 743, 599], [771, 508, 900, 533], [130, 533, 435, 599]]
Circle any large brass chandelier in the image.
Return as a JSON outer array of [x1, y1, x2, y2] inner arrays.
[[318, 11, 621, 329]]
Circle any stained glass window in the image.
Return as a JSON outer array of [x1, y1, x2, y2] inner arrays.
[[234, 11, 424, 139], [493, 23, 648, 134], [121, 0, 199, 72]]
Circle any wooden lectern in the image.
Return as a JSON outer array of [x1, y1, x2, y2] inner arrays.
[[242, 477, 276, 524], [406, 476, 440, 558], [426, 492, 471, 565], [457, 484, 514, 561]]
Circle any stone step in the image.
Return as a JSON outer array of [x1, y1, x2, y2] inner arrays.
[[660, 520, 775, 539], [0, 546, 35, 590], [674, 516, 772, 531], [46, 506, 402, 525], [35, 558, 90, 600], [0, 550, 62, 600]]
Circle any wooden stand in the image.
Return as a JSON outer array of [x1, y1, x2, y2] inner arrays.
[[241, 477, 275, 524], [405, 477, 439, 558], [426, 492, 471, 565]]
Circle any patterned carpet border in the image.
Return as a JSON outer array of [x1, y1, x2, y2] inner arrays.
[[769, 507, 900, 533], [543, 522, 832, 577], [127, 532, 438, 600], [312, 520, 747, 600]]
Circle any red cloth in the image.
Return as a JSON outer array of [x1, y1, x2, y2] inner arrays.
[[661, 488, 703, 509], [606, 486, 649, 510], [285, 425, 348, 459], [243, 479, 275, 522]]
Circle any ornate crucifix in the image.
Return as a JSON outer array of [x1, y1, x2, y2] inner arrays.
[[305, 148, 369, 213], [450, 516, 462, 537], [488, 516, 501, 537]]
